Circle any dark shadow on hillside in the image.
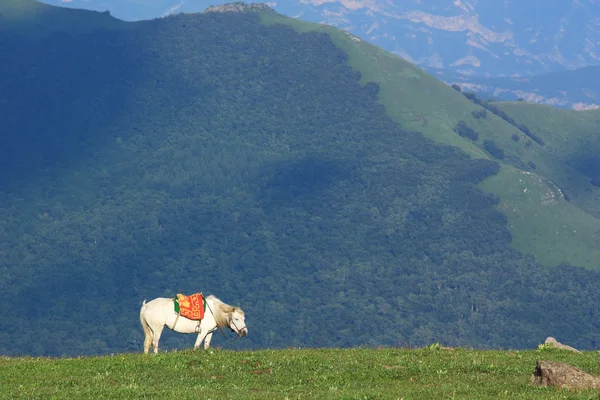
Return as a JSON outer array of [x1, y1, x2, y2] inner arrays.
[[0, 5, 206, 355], [563, 137, 600, 189], [259, 157, 354, 205], [567, 153, 600, 180], [0, 4, 161, 191]]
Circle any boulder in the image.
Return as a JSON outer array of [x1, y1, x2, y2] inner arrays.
[[544, 336, 581, 353], [531, 360, 600, 390]]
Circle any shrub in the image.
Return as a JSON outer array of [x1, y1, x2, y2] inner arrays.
[[471, 109, 487, 119], [483, 140, 505, 159], [461, 92, 544, 146], [454, 120, 479, 141]]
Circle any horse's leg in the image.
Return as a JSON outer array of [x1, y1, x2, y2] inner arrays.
[[152, 325, 165, 354], [140, 311, 154, 354], [203, 332, 215, 350], [193, 330, 208, 350], [143, 331, 153, 355]]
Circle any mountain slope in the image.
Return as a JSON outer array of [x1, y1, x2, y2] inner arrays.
[[260, 11, 600, 270], [1, 2, 600, 357], [490, 102, 600, 220]]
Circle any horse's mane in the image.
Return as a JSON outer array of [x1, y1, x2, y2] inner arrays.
[[206, 295, 244, 329]]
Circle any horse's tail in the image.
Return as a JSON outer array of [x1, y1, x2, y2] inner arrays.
[[139, 300, 153, 353]]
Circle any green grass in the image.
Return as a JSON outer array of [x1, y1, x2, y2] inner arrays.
[[480, 165, 600, 267], [493, 102, 600, 155], [260, 10, 600, 270], [493, 102, 600, 215], [483, 103, 600, 267], [2, 347, 600, 399]]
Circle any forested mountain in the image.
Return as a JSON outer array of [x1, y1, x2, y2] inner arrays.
[[1, 1, 600, 357]]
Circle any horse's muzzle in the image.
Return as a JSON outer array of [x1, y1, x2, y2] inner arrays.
[[239, 327, 248, 337]]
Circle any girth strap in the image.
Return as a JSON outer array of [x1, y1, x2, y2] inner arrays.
[[172, 311, 201, 332]]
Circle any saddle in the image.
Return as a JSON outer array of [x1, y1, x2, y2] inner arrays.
[[173, 293, 206, 320]]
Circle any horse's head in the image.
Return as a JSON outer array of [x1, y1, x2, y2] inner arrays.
[[229, 307, 248, 338]]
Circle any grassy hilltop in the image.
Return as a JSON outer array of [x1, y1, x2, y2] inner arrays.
[[1, 1, 600, 357], [2, 347, 600, 399]]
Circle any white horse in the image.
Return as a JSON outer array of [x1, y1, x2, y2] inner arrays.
[[139, 294, 247, 354]]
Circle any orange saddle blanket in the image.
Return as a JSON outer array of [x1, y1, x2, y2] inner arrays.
[[174, 293, 205, 320]]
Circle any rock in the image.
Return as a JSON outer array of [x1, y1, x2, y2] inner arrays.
[[531, 360, 600, 390], [544, 336, 582, 353], [204, 3, 272, 13]]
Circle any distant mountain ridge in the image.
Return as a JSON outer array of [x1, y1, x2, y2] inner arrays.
[[440, 66, 600, 110], [40, 0, 600, 109]]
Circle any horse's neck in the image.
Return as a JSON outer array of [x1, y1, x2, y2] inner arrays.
[[207, 298, 228, 328]]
